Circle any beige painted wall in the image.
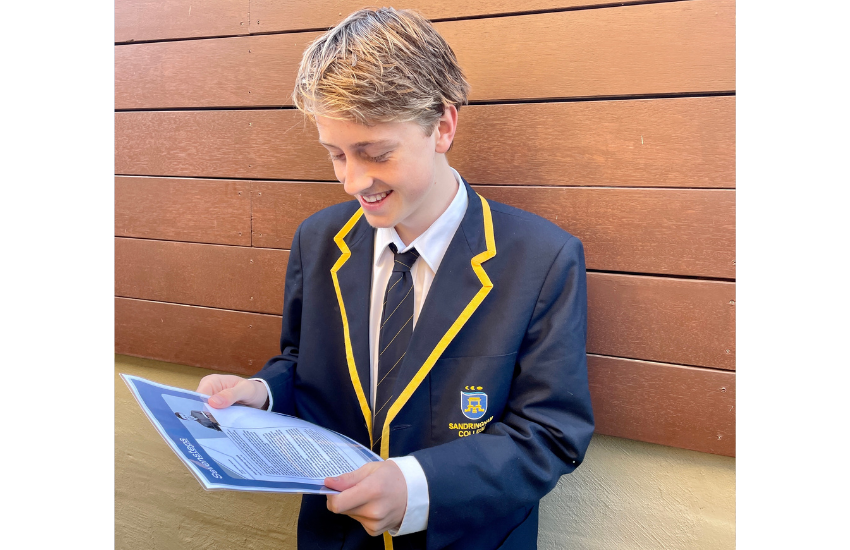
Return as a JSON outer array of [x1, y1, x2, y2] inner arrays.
[[116, 355, 735, 549], [538, 427, 735, 549]]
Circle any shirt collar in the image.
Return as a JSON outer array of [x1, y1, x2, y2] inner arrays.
[[374, 167, 469, 273]]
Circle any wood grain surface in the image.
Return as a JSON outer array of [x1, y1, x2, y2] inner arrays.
[[115, 32, 323, 109], [114, 239, 735, 369], [115, 297, 282, 375], [116, 35, 254, 109], [115, 238, 289, 314], [478, 186, 736, 279], [115, 177, 252, 245], [115, 1, 693, 43], [249, 181, 349, 248], [250, 0, 670, 35], [588, 354, 735, 456], [251, 181, 735, 278], [115, 0, 734, 109], [116, 110, 256, 178], [455, 97, 735, 189], [115, 96, 735, 189], [115, 110, 330, 180], [437, 0, 735, 101], [588, 273, 735, 369], [251, 182, 354, 249], [115, 0, 250, 43]]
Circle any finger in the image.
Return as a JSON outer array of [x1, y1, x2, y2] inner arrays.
[[196, 374, 239, 396], [328, 461, 407, 534], [326, 490, 368, 516], [325, 465, 383, 515], [340, 509, 392, 536], [324, 462, 379, 492], [331, 507, 394, 536], [208, 380, 264, 409], [196, 375, 219, 395]]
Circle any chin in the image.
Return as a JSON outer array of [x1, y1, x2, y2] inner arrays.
[[361, 212, 397, 229]]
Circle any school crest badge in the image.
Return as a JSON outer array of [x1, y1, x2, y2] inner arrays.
[[461, 390, 488, 420]]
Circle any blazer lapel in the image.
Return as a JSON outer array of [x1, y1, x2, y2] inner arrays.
[[331, 207, 375, 437]]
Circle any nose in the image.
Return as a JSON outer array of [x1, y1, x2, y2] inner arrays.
[[341, 158, 373, 196]]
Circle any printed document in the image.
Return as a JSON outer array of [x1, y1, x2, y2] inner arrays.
[[121, 374, 381, 493]]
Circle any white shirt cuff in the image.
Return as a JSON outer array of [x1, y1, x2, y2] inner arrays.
[[386, 456, 429, 536], [247, 378, 273, 411]]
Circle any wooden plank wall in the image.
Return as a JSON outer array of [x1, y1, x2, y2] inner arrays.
[[115, 0, 736, 457]]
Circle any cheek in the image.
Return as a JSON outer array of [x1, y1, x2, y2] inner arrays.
[[332, 163, 345, 184], [410, 163, 436, 199], [396, 154, 433, 191]]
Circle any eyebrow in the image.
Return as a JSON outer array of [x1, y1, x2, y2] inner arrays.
[[319, 139, 397, 149]]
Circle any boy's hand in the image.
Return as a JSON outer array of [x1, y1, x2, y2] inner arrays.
[[196, 375, 268, 409], [325, 461, 408, 536]]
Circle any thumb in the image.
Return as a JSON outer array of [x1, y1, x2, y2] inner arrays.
[[207, 381, 256, 409], [325, 462, 380, 492]]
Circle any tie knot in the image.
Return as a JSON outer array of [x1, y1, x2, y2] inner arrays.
[[389, 243, 420, 273]]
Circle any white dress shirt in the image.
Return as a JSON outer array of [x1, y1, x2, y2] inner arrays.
[[254, 167, 469, 537]]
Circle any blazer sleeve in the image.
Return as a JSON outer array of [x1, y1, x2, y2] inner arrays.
[[411, 235, 595, 549], [251, 225, 304, 416]]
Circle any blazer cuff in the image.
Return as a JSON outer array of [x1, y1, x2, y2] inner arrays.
[[387, 456, 429, 536], [247, 378, 273, 411]]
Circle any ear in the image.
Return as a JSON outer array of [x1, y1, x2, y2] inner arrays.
[[434, 104, 459, 154]]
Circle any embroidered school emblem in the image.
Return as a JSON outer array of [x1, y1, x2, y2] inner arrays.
[[461, 390, 488, 420]]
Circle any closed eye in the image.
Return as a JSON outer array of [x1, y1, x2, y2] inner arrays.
[[368, 151, 391, 163], [328, 151, 391, 163]]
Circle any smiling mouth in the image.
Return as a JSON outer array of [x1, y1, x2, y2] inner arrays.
[[360, 190, 392, 204]]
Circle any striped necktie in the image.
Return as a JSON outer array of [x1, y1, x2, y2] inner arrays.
[[373, 243, 420, 453]]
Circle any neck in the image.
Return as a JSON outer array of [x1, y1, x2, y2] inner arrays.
[[395, 157, 458, 246]]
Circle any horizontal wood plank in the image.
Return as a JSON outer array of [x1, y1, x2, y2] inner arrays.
[[114, 297, 734, 454], [115, 0, 250, 43], [115, 240, 734, 368], [116, 96, 735, 190], [478, 186, 735, 279], [115, 297, 282, 375], [588, 354, 735, 456], [252, 182, 354, 249], [587, 273, 735, 369], [115, 1, 692, 43], [115, 110, 329, 180], [438, 0, 735, 101], [455, 97, 735, 188], [116, 33, 254, 108], [251, 1, 670, 35], [115, 238, 288, 315], [252, 181, 735, 278], [115, 32, 322, 109], [115, 177, 252, 245], [115, 110, 256, 178], [116, 0, 734, 109]]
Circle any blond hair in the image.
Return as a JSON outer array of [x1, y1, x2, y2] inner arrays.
[[292, 7, 470, 132]]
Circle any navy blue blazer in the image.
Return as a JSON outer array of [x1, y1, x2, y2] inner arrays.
[[254, 177, 594, 550]]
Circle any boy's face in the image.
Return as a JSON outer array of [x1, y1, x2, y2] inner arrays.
[[315, 108, 457, 241]]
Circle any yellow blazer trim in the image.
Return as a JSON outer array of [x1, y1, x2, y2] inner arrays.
[[380, 195, 496, 460], [331, 207, 373, 443]]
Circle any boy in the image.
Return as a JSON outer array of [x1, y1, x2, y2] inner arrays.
[[197, 8, 594, 550]]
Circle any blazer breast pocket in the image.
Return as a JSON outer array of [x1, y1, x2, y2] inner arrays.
[[428, 352, 517, 445]]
